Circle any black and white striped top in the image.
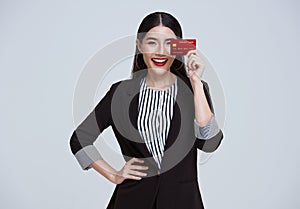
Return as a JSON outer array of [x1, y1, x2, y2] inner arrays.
[[137, 76, 178, 169]]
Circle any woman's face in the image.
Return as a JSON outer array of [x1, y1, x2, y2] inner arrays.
[[136, 25, 177, 74]]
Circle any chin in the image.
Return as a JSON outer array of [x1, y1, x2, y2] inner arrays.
[[148, 66, 171, 74]]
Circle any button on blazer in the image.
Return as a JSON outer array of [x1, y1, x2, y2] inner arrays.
[[70, 69, 224, 209]]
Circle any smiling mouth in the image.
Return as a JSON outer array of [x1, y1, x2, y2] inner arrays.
[[151, 58, 168, 66]]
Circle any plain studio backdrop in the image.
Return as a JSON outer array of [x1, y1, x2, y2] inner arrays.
[[1, 0, 299, 209]]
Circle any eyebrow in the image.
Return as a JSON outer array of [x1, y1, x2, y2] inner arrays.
[[145, 37, 175, 41]]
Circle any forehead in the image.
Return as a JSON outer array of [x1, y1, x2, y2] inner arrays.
[[144, 26, 177, 39]]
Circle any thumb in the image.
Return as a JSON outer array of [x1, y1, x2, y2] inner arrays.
[[187, 68, 192, 77]]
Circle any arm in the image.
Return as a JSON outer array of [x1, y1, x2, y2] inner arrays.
[[90, 159, 118, 183], [69, 83, 117, 171], [193, 80, 224, 152], [69, 81, 149, 184]]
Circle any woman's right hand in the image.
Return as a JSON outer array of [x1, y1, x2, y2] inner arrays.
[[113, 157, 149, 184]]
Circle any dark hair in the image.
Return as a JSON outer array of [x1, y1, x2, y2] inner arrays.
[[131, 11, 187, 78]]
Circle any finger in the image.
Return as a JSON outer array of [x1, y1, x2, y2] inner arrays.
[[192, 49, 202, 58], [189, 56, 200, 68], [190, 59, 196, 70], [187, 70, 192, 78], [119, 169, 141, 180], [194, 62, 202, 71], [189, 52, 205, 65], [191, 54, 204, 65], [192, 61, 199, 70], [186, 49, 197, 59], [189, 54, 197, 59], [190, 58, 200, 71], [130, 165, 149, 170], [128, 169, 148, 177], [129, 157, 144, 164], [125, 174, 142, 180], [187, 69, 195, 77], [186, 56, 193, 70]]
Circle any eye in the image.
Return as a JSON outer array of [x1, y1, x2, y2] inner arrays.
[[147, 41, 156, 45]]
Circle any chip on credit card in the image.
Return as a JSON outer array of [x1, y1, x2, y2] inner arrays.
[[170, 39, 196, 55]]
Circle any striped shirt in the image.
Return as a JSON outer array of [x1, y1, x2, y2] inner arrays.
[[137, 76, 178, 169]]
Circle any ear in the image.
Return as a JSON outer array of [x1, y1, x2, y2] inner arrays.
[[136, 39, 142, 53]]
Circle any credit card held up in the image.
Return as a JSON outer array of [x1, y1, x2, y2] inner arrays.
[[170, 39, 196, 55]]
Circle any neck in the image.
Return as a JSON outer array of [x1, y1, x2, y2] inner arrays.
[[145, 69, 176, 90]]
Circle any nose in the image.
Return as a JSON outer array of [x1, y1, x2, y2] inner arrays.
[[156, 43, 167, 56]]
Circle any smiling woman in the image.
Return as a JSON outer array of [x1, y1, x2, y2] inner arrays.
[[69, 11, 224, 209]]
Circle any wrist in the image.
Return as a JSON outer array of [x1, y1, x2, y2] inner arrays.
[[108, 170, 118, 184], [192, 81, 204, 92]]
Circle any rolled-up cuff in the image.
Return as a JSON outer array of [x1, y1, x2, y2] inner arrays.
[[194, 113, 220, 140], [74, 145, 103, 170]]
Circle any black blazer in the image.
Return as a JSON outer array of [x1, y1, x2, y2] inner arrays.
[[70, 69, 224, 209]]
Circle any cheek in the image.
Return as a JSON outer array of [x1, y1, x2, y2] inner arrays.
[[142, 45, 155, 54], [166, 46, 171, 54], [168, 58, 175, 66], [143, 54, 152, 65]]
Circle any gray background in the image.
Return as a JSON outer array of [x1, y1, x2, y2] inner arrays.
[[1, 0, 299, 209]]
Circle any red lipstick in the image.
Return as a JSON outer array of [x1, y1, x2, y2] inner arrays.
[[151, 58, 168, 67]]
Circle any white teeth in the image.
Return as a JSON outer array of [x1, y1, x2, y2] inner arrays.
[[152, 58, 167, 63]]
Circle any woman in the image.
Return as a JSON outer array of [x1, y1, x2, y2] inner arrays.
[[69, 11, 224, 209]]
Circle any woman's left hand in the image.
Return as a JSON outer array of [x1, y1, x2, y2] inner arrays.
[[186, 49, 206, 86]]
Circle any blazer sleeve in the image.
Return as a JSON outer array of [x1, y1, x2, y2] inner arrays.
[[194, 80, 224, 153], [69, 82, 118, 170]]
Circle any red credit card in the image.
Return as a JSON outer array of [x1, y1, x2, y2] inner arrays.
[[170, 39, 196, 55]]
